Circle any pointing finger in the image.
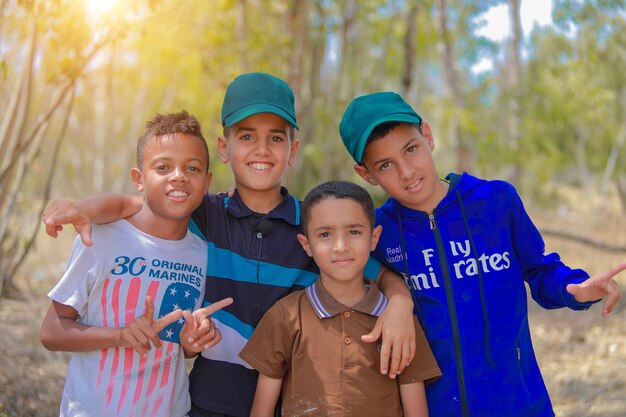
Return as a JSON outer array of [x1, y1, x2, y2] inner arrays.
[[154, 309, 184, 333], [196, 297, 233, 319]]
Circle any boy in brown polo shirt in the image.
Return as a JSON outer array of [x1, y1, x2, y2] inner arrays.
[[240, 180, 441, 417]]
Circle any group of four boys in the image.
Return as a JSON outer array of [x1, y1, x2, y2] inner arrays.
[[41, 71, 623, 417]]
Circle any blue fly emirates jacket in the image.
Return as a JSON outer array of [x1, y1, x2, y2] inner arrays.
[[373, 173, 595, 417]]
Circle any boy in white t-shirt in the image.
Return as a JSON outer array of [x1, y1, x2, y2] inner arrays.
[[40, 110, 232, 417]]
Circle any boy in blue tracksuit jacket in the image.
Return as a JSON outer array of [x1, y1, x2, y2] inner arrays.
[[339, 91, 624, 417]]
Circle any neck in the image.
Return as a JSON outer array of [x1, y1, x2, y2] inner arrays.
[[126, 206, 189, 241], [318, 274, 367, 307], [236, 185, 284, 214]]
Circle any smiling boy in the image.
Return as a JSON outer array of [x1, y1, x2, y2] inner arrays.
[[40, 111, 232, 417]]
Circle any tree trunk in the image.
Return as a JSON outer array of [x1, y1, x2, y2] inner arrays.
[[574, 125, 592, 194], [507, 0, 523, 187], [0, 90, 75, 300], [288, 0, 309, 117], [434, 0, 471, 172], [236, 0, 249, 72], [0, 18, 111, 299], [601, 88, 626, 204], [617, 175, 626, 213], [402, 3, 418, 96], [321, 0, 356, 183]]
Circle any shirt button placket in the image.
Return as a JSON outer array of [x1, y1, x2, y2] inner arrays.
[[343, 311, 351, 344]]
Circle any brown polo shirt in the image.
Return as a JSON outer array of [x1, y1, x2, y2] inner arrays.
[[240, 280, 441, 416]]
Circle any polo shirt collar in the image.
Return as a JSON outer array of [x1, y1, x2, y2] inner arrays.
[[305, 279, 388, 319], [222, 187, 301, 226]]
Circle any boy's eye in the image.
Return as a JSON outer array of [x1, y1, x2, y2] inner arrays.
[[318, 231, 330, 238], [156, 164, 169, 171], [348, 229, 362, 235], [406, 145, 417, 154], [187, 166, 201, 173], [240, 134, 253, 141], [379, 161, 391, 171], [270, 135, 285, 143]]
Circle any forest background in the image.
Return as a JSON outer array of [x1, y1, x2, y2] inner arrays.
[[0, 0, 625, 416]]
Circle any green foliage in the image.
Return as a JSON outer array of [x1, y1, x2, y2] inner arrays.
[[1, 0, 625, 202]]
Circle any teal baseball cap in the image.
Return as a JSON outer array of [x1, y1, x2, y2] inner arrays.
[[221, 72, 299, 129], [339, 92, 422, 163]]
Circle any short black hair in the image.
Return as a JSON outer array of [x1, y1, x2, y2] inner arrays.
[[301, 180, 375, 234], [366, 121, 422, 148], [137, 110, 209, 171]]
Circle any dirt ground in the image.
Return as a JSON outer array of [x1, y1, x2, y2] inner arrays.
[[0, 206, 624, 417]]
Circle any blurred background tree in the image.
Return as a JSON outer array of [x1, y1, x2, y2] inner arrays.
[[0, 0, 624, 299]]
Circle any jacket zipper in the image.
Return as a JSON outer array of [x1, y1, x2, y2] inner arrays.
[[431, 212, 469, 417]]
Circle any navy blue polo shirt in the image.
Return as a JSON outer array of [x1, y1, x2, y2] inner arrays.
[[187, 187, 381, 416]]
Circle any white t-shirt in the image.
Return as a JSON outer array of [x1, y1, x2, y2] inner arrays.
[[48, 220, 207, 417]]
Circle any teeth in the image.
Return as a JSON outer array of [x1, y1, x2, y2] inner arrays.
[[249, 162, 272, 170], [169, 190, 188, 197], [406, 179, 422, 190]]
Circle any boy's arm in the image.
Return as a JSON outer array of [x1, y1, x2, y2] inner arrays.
[[43, 193, 143, 246], [249, 373, 283, 417], [508, 184, 623, 315], [399, 381, 428, 417], [366, 265, 416, 379], [41, 296, 182, 355]]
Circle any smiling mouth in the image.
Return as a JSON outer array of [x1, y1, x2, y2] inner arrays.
[[249, 162, 273, 171], [405, 178, 423, 192], [167, 190, 189, 201]]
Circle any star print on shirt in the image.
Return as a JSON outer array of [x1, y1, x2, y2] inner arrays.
[[158, 282, 201, 344]]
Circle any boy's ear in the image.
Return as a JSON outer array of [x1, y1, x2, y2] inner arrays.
[[354, 164, 379, 186], [421, 121, 435, 151], [370, 225, 382, 251], [217, 135, 229, 163], [296, 233, 312, 257], [131, 168, 144, 192], [287, 139, 300, 167], [204, 172, 213, 193]]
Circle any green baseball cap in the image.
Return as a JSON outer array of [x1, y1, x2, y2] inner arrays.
[[339, 92, 422, 163], [221, 72, 299, 129]]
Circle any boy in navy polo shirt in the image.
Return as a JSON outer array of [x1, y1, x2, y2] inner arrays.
[[42, 74, 417, 417], [338, 91, 625, 417], [240, 180, 441, 417]]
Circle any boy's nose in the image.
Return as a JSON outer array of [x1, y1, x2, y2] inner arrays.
[[397, 160, 414, 180], [170, 167, 188, 181], [254, 139, 270, 155], [333, 236, 347, 251]]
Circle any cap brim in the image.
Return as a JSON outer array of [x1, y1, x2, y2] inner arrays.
[[355, 113, 422, 163], [223, 104, 299, 130]]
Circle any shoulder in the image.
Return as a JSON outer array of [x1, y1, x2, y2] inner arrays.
[[254, 291, 307, 340], [90, 220, 129, 243], [272, 289, 307, 311], [457, 173, 521, 203], [183, 230, 209, 253]]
